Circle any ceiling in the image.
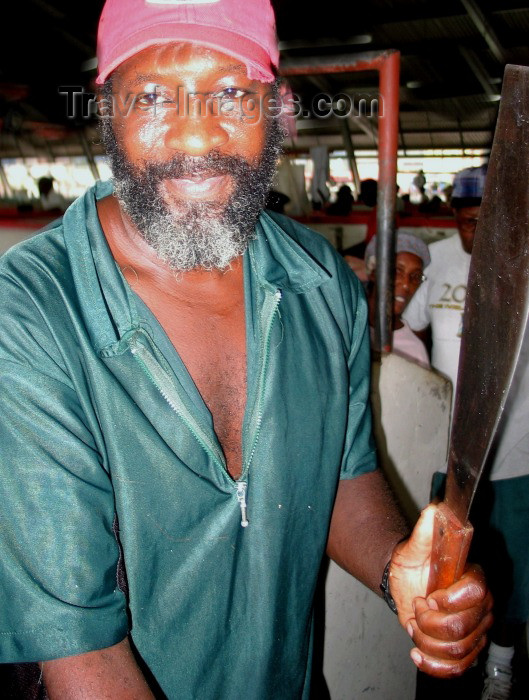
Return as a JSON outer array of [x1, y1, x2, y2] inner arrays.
[[0, 0, 528, 159]]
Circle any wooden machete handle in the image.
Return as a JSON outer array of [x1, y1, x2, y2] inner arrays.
[[426, 502, 474, 595]]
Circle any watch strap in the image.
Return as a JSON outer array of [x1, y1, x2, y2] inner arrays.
[[380, 560, 398, 614]]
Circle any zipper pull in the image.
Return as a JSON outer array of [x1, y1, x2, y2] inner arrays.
[[236, 481, 249, 528]]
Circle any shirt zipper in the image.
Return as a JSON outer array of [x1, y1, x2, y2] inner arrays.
[[130, 340, 226, 471], [240, 289, 282, 481], [236, 482, 249, 528], [130, 287, 282, 528], [234, 288, 282, 527]]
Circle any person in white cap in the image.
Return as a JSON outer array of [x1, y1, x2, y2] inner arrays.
[[0, 2, 491, 698], [364, 232, 430, 366]]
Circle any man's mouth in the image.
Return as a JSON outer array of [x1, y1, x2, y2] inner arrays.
[[163, 173, 232, 201]]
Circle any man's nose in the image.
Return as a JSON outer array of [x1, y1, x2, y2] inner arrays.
[[164, 102, 229, 157]]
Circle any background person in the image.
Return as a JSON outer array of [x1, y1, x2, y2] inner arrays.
[[365, 232, 430, 367], [357, 178, 378, 208], [326, 184, 354, 216], [403, 164, 485, 398], [37, 176, 66, 213]]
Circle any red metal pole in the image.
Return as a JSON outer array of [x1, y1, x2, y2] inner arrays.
[[374, 51, 400, 353], [280, 50, 401, 353]]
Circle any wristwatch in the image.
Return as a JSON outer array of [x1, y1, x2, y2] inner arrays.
[[380, 561, 398, 614]]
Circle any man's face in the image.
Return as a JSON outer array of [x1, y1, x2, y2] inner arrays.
[[99, 43, 283, 270], [393, 252, 424, 318], [454, 206, 480, 254]]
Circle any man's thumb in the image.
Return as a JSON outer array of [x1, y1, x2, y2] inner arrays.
[[399, 504, 436, 563]]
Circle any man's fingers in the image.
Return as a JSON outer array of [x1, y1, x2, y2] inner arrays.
[[409, 610, 493, 659], [413, 595, 493, 641], [406, 562, 493, 677], [426, 564, 491, 613], [410, 633, 488, 678]]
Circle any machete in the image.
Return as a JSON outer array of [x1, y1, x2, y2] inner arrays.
[[427, 64, 529, 593]]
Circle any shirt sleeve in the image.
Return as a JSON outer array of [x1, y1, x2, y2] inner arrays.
[[402, 276, 431, 331], [0, 357, 128, 662], [339, 271, 377, 480]]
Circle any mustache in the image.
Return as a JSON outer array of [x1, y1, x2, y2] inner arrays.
[[138, 151, 254, 184]]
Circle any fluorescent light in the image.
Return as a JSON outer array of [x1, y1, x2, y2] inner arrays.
[[81, 57, 98, 72], [279, 35, 373, 51]]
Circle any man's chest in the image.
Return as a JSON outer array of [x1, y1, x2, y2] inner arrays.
[[142, 293, 248, 479]]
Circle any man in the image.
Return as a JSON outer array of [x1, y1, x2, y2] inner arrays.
[[364, 232, 430, 366], [476, 329, 529, 700], [37, 176, 66, 213], [326, 184, 354, 216], [405, 165, 529, 699], [404, 165, 485, 394], [0, 2, 491, 698]]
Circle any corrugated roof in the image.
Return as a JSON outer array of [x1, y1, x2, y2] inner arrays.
[[0, 0, 527, 155]]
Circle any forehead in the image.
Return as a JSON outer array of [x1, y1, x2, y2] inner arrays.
[[396, 251, 423, 268], [113, 42, 250, 85]]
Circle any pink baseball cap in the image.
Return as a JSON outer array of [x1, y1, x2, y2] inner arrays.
[[96, 0, 279, 85]]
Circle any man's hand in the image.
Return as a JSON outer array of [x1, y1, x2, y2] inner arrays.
[[389, 505, 493, 678]]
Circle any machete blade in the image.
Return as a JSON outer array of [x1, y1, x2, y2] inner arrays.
[[427, 64, 529, 593], [446, 64, 529, 524]]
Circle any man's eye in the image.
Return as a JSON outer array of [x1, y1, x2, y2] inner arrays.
[[214, 88, 247, 100], [136, 93, 167, 107]]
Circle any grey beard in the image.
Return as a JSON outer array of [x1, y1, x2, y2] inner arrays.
[[114, 183, 257, 271]]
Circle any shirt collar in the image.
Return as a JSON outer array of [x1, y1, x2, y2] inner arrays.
[[250, 211, 331, 294], [62, 182, 331, 352]]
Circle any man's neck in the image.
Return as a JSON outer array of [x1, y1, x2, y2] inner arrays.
[[96, 194, 245, 308]]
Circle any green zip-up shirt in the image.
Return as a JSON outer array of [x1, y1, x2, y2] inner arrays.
[[0, 181, 376, 699]]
